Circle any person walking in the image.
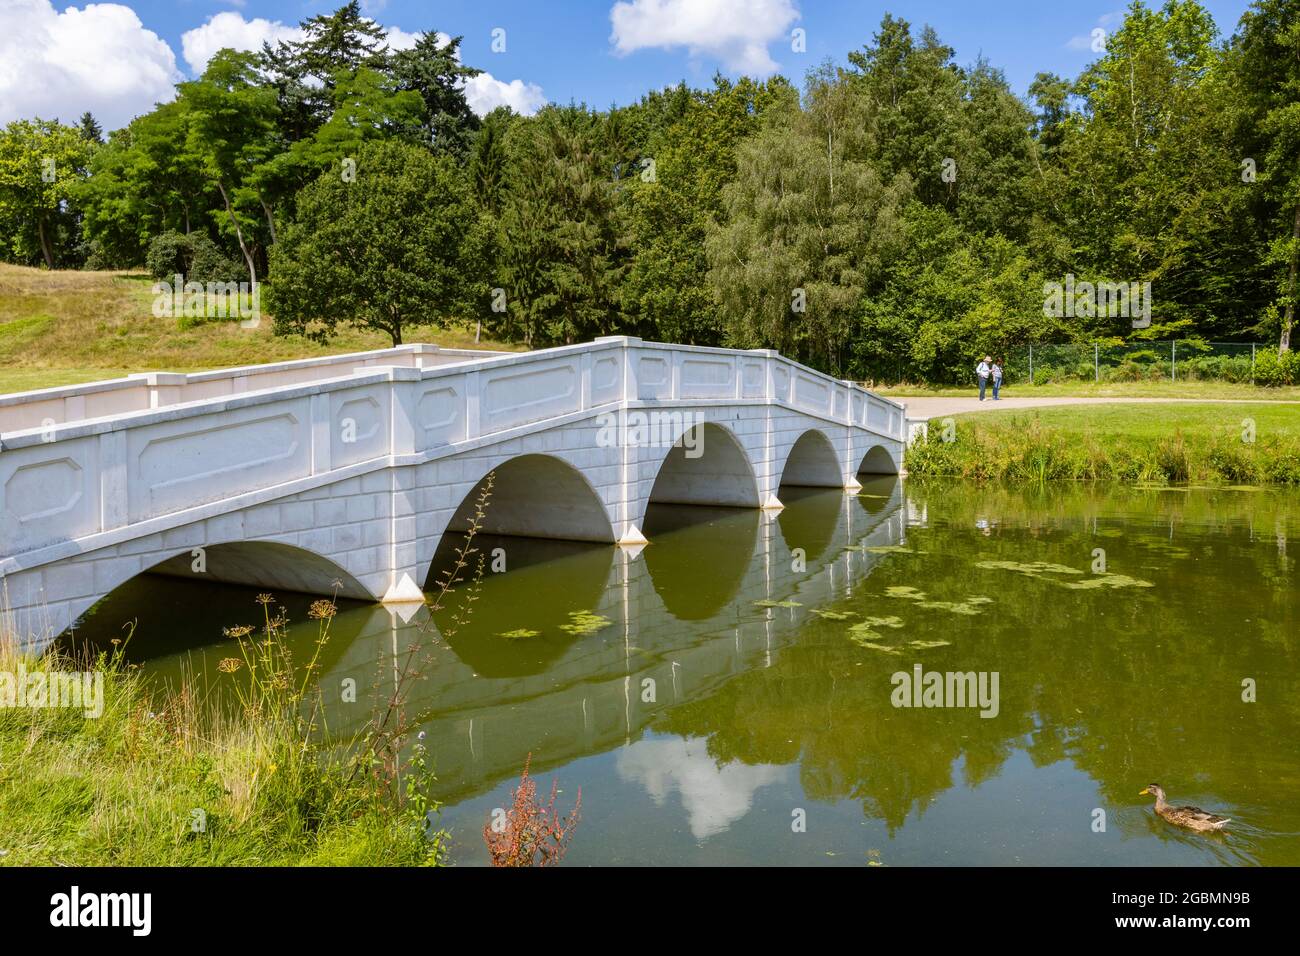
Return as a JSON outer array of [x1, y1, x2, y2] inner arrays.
[[975, 355, 992, 401], [990, 358, 1003, 400]]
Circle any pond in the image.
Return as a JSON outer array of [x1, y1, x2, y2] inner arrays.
[[68, 478, 1300, 866]]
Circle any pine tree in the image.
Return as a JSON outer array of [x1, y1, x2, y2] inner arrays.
[[77, 112, 103, 145]]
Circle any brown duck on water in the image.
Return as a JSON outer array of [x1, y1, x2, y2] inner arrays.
[[1139, 784, 1230, 832]]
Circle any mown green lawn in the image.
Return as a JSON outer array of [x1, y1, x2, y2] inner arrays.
[[945, 402, 1300, 441]]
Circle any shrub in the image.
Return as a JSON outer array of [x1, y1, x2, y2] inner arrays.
[[1104, 358, 1169, 382], [186, 235, 242, 285], [1263, 450, 1300, 485], [145, 230, 188, 280], [1253, 348, 1300, 387], [1204, 440, 1259, 483], [1180, 354, 1253, 383], [145, 231, 241, 285]]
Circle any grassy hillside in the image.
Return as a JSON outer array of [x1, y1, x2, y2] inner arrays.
[[0, 264, 519, 395]]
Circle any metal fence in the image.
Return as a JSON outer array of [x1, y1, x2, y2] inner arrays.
[[1002, 341, 1265, 385]]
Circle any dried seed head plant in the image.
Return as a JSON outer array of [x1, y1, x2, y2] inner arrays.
[[483, 753, 582, 867]]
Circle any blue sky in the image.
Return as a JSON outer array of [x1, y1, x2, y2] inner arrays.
[[0, 0, 1258, 131]]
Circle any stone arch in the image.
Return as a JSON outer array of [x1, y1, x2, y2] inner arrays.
[[425, 453, 616, 591], [646, 421, 759, 509], [857, 444, 900, 476], [143, 541, 374, 599], [54, 539, 374, 646], [779, 429, 844, 488], [443, 454, 616, 544]]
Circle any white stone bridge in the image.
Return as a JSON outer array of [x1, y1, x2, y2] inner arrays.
[[0, 337, 906, 649]]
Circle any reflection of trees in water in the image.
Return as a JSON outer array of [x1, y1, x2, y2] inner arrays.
[[654, 482, 1300, 855]]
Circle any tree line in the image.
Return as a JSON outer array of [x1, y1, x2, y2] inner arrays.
[[0, 0, 1297, 383]]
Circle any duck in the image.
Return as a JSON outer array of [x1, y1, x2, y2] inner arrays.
[[1139, 784, 1230, 832]]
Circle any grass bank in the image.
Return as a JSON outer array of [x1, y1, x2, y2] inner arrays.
[[0, 595, 446, 866], [0, 264, 518, 395], [878, 380, 1300, 401], [905, 403, 1300, 485]]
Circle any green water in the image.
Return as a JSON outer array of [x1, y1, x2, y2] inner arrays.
[[72, 479, 1300, 866]]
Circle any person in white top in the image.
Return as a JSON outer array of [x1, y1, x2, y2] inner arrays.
[[975, 356, 992, 401], [990, 359, 1003, 400]]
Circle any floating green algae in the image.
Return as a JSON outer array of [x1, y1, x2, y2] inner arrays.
[[916, 600, 983, 615], [558, 610, 613, 635], [976, 560, 1084, 577], [810, 608, 857, 620], [847, 616, 906, 648], [885, 585, 989, 615], [977, 559, 1152, 590], [755, 599, 803, 609], [862, 615, 905, 628], [498, 628, 542, 640], [884, 585, 927, 600], [857, 642, 902, 654], [1060, 573, 1154, 590]]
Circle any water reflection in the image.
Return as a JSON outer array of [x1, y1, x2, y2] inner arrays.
[[70, 479, 1299, 865], [427, 532, 615, 676], [641, 504, 758, 620], [616, 736, 789, 840]]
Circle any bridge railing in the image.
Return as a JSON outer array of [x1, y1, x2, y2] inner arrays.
[[0, 338, 904, 566], [625, 339, 907, 439], [0, 343, 508, 435]]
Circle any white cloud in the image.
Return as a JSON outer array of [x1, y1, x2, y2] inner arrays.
[[384, 26, 423, 52], [182, 15, 427, 77], [617, 736, 788, 840], [180, 12, 305, 76], [418, 29, 545, 116], [463, 73, 546, 116], [0, 5, 543, 132], [0, 0, 180, 130], [609, 0, 799, 75], [1066, 11, 1124, 52]]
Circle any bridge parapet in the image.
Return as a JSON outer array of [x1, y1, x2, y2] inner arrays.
[[0, 343, 508, 436]]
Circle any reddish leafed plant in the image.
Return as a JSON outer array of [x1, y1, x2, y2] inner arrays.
[[484, 754, 581, 867]]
